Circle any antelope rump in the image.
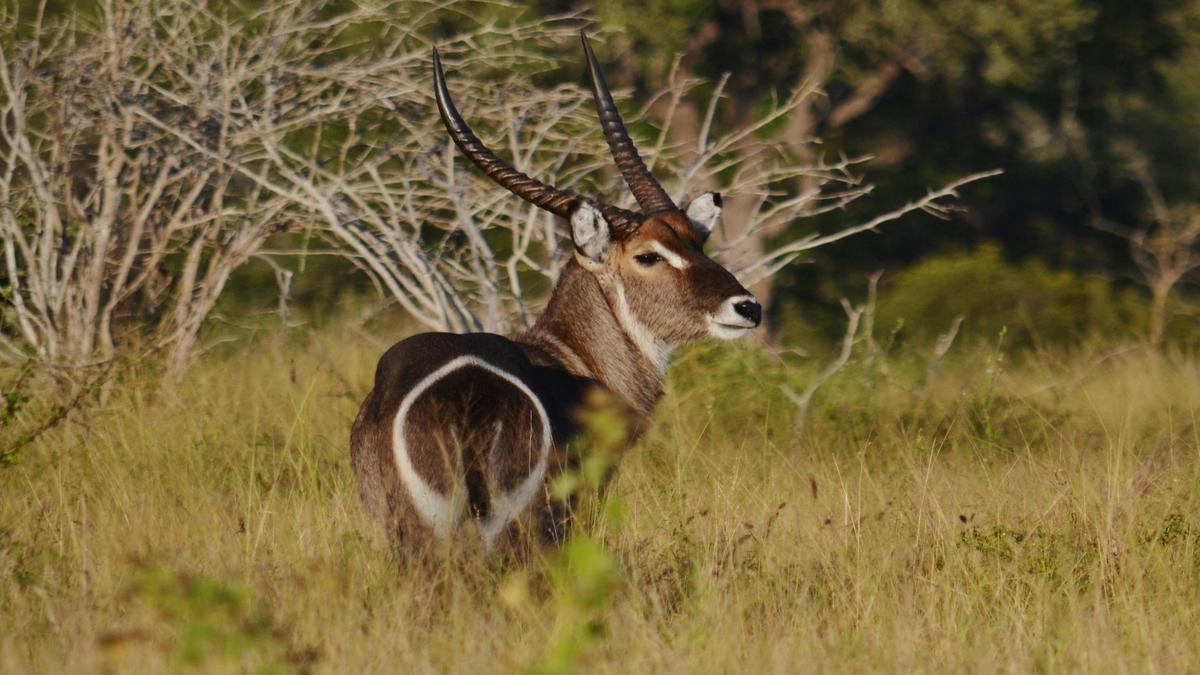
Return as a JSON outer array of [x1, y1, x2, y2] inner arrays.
[[350, 33, 762, 556]]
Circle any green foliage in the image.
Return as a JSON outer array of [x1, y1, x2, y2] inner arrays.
[[126, 563, 314, 671], [951, 0, 1097, 88], [1145, 513, 1195, 547], [581, 0, 1199, 325], [591, 0, 709, 76], [0, 366, 31, 430], [959, 523, 1098, 593], [536, 394, 629, 675], [0, 362, 119, 467], [877, 245, 1144, 349], [0, 526, 63, 601], [530, 538, 620, 675], [593, 0, 1096, 92], [130, 566, 271, 666]]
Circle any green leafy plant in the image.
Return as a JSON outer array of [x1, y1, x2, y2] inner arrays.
[[126, 563, 317, 672], [528, 395, 630, 675], [879, 245, 1145, 349]]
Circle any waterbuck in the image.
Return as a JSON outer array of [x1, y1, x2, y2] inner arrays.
[[351, 33, 762, 555]]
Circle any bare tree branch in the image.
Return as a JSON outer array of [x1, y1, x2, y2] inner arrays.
[[0, 0, 1003, 379], [782, 296, 866, 440]]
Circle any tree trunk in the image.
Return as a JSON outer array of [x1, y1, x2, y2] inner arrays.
[[1149, 281, 1169, 350]]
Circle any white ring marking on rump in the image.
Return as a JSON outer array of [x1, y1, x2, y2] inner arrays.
[[392, 355, 552, 543]]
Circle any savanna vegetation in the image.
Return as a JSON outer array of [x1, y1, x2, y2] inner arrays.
[[2, 321, 1199, 672], [2, 0, 1199, 673]]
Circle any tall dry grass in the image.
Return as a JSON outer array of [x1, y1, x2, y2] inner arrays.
[[1, 321, 1198, 673]]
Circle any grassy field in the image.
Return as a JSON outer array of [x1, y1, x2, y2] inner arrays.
[[1, 323, 1199, 673]]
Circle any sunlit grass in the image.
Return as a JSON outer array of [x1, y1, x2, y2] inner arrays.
[[1, 324, 1198, 673]]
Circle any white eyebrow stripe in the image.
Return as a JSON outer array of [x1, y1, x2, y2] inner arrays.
[[650, 241, 688, 270]]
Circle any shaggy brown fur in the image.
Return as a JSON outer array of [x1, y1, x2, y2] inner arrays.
[[350, 38, 759, 559]]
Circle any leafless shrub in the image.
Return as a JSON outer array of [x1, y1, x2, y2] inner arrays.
[[925, 314, 965, 386], [0, 0, 586, 373], [0, 0, 997, 378], [247, 12, 609, 335], [1093, 154, 1200, 349], [780, 274, 968, 436], [0, 1, 296, 375], [781, 290, 870, 440], [240, 10, 999, 335]]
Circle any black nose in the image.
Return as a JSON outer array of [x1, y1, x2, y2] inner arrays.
[[734, 299, 762, 326]]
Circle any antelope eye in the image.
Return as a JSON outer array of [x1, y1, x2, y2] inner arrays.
[[634, 252, 663, 267]]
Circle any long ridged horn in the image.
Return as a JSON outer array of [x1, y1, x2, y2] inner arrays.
[[581, 31, 678, 215], [433, 48, 641, 232]]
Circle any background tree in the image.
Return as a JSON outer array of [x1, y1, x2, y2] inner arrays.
[[2, 0, 989, 379], [9, 0, 1199, 355], [526, 0, 1199, 346], [1081, 3, 1200, 347], [564, 0, 1093, 304]]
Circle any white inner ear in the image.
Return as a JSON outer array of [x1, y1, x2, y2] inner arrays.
[[571, 202, 610, 264], [685, 192, 722, 235]]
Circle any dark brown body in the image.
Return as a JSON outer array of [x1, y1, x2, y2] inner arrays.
[[350, 36, 761, 556], [351, 261, 652, 553], [350, 332, 595, 551]]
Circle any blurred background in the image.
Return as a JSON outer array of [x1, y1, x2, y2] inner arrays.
[[555, 0, 1200, 349], [3, 0, 1198, 376]]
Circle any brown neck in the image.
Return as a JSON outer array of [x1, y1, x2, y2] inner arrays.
[[517, 258, 665, 416]]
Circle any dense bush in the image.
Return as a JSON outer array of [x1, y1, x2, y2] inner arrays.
[[877, 245, 1146, 349]]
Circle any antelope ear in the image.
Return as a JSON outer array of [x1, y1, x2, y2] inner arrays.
[[685, 192, 722, 238], [570, 202, 611, 268]]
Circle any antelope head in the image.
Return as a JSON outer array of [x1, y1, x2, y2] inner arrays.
[[432, 33, 761, 357]]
